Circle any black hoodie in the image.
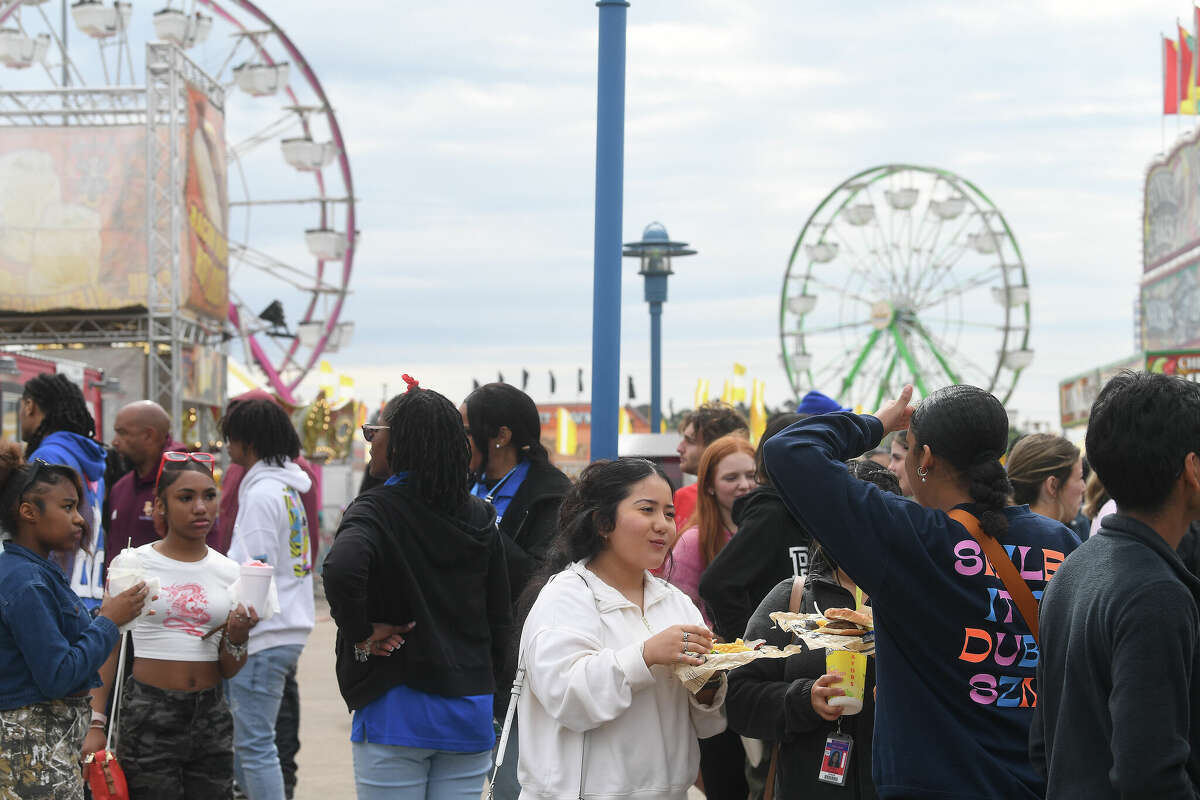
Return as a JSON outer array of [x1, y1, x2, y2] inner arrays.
[[496, 460, 572, 604], [699, 485, 813, 641], [322, 483, 511, 711], [727, 565, 877, 800]]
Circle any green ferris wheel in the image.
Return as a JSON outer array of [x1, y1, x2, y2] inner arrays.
[[779, 164, 1033, 410]]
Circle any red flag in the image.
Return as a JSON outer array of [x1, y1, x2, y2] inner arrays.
[[1167, 36, 1180, 114], [1195, 6, 1200, 88]]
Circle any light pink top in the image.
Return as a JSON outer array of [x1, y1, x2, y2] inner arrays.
[[668, 526, 732, 627]]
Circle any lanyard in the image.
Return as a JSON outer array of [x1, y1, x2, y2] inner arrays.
[[477, 464, 520, 504]]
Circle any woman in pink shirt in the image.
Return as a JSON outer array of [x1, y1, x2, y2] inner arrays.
[[669, 435, 756, 626]]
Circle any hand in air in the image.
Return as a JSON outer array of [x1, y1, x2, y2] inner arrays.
[[872, 384, 915, 435], [642, 624, 714, 667]]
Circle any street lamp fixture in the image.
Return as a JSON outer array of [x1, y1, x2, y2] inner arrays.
[[623, 221, 697, 432]]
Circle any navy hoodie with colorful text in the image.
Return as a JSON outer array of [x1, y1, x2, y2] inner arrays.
[[763, 412, 1079, 800]]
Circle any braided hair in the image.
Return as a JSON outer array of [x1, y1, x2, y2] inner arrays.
[[22, 374, 95, 457], [0, 440, 85, 540], [909, 385, 1012, 539], [219, 398, 300, 467], [383, 385, 470, 515]]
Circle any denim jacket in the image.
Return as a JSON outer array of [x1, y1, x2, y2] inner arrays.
[[0, 542, 119, 710]]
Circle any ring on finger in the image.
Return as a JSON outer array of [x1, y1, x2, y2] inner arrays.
[[682, 632, 689, 642]]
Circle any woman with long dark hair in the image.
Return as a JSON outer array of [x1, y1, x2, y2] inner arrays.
[[459, 382, 569, 800], [763, 385, 1079, 800], [322, 380, 511, 800], [0, 442, 146, 799], [516, 458, 726, 800], [88, 453, 257, 798]]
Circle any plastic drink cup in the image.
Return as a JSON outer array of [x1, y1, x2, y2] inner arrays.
[[106, 549, 145, 595], [239, 561, 273, 615], [825, 650, 867, 715]]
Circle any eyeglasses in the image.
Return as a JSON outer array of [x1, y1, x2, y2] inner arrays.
[[155, 451, 216, 486], [362, 425, 388, 443]]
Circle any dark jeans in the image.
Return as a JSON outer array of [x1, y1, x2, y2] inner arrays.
[[119, 678, 234, 800], [699, 728, 749, 800], [276, 665, 300, 799]]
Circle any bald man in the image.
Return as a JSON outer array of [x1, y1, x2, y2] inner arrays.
[[105, 400, 203, 566]]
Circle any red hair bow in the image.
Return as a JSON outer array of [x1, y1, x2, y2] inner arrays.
[[402, 374, 420, 392]]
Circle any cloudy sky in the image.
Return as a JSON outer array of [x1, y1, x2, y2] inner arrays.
[[270, 0, 1179, 429], [13, 0, 1184, 428]]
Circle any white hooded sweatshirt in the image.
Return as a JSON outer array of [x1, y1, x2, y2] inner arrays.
[[228, 459, 314, 655], [517, 561, 726, 800]]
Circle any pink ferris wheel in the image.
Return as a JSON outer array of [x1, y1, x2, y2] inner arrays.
[[0, 0, 356, 403]]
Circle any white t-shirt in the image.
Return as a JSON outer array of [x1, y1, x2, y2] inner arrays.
[[130, 544, 240, 661]]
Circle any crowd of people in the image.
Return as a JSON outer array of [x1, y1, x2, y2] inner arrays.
[[1, 368, 1199, 800]]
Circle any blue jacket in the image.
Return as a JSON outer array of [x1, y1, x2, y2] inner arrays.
[[0, 542, 119, 710], [30, 431, 107, 606], [764, 412, 1080, 800]]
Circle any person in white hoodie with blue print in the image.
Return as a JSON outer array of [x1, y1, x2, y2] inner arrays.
[[18, 373, 108, 611], [221, 397, 314, 800]]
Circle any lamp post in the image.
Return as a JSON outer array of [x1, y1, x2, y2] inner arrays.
[[623, 222, 696, 433], [589, 0, 629, 462]]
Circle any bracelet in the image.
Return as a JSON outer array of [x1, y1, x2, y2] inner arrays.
[[89, 721, 106, 730], [354, 641, 371, 663], [91, 710, 107, 725], [222, 634, 248, 660]]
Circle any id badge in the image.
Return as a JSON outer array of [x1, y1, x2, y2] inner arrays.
[[818, 733, 853, 786]]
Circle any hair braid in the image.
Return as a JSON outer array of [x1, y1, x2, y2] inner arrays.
[[966, 460, 1011, 539], [22, 374, 95, 456], [384, 387, 470, 515]]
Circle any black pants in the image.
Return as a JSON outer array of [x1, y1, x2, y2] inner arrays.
[[699, 728, 749, 800], [119, 678, 234, 800], [275, 665, 300, 798]]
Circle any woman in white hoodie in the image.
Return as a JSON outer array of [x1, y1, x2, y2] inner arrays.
[[515, 458, 727, 800]]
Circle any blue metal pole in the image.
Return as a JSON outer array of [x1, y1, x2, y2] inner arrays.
[[589, 0, 629, 461], [649, 300, 662, 432]]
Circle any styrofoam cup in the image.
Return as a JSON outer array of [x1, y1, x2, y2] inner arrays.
[[239, 563, 273, 615]]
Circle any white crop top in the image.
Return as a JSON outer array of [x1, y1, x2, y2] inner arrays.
[[130, 544, 240, 661]]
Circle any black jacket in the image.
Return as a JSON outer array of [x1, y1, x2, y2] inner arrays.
[[727, 565, 877, 800], [1032, 514, 1200, 799], [699, 486, 813, 641], [322, 483, 511, 711], [496, 460, 571, 604]]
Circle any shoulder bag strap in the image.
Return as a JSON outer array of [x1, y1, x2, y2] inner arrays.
[[762, 574, 808, 800], [106, 631, 131, 752], [948, 509, 1040, 645]]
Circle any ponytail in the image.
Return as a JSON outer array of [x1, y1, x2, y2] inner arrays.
[[965, 459, 1011, 539]]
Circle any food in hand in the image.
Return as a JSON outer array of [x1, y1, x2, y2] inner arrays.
[[816, 607, 873, 636], [710, 638, 764, 654]]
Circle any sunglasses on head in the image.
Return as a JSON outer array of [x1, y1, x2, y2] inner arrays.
[[362, 425, 387, 443], [155, 451, 216, 487]]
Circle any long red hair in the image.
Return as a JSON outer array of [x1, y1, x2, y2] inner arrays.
[[686, 434, 756, 570]]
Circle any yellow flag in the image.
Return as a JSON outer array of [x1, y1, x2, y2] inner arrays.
[[694, 379, 710, 409], [733, 363, 747, 376], [338, 374, 355, 402], [318, 360, 335, 395], [660, 418, 667, 433], [619, 406, 633, 435], [750, 379, 767, 445], [555, 408, 577, 456], [721, 380, 734, 404], [732, 363, 747, 403]]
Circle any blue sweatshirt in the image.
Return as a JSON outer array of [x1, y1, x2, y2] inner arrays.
[[763, 412, 1079, 800], [30, 431, 107, 608]]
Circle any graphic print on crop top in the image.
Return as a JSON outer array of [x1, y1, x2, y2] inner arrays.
[[160, 582, 212, 637], [952, 535, 1068, 709]]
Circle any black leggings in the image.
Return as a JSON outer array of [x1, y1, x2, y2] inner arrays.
[[699, 728, 748, 800]]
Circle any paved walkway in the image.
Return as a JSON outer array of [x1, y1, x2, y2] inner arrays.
[[295, 596, 355, 799]]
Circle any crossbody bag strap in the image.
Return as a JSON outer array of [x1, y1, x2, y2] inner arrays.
[[948, 509, 1040, 645]]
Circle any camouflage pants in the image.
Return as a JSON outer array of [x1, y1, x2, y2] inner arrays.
[[0, 696, 90, 800], [118, 678, 234, 800]]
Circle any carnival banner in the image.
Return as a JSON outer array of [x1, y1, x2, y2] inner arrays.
[[0, 126, 147, 313], [183, 84, 230, 320]]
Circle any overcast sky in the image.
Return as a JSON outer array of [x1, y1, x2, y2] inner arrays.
[[235, 1, 1184, 426]]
